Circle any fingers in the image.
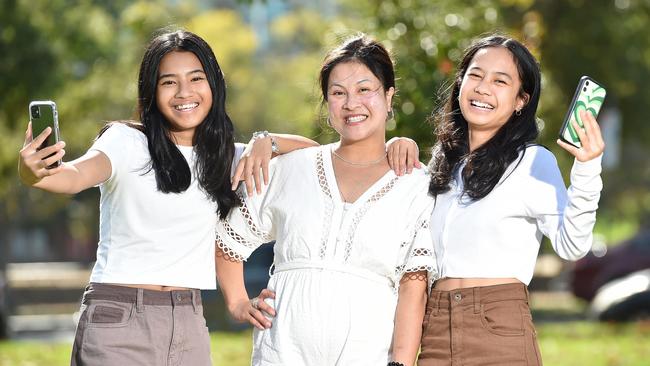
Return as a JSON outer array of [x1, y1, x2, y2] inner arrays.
[[43, 148, 66, 168], [556, 138, 579, 156], [252, 162, 262, 195], [262, 160, 270, 186], [23, 122, 33, 147], [29, 126, 53, 151], [398, 144, 407, 175], [231, 159, 247, 190], [389, 143, 401, 175], [247, 298, 272, 329]]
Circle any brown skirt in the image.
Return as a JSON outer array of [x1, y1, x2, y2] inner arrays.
[[418, 283, 542, 366]]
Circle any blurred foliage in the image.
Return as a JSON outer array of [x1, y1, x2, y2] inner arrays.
[[1, 0, 649, 261]]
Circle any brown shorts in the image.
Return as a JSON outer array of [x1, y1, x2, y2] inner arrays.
[[70, 283, 212, 366], [418, 283, 542, 366]]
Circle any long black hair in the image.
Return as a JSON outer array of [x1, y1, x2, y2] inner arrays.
[[136, 29, 239, 219], [428, 34, 541, 200]]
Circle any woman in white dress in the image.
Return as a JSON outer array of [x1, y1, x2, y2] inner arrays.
[[215, 35, 436, 366]]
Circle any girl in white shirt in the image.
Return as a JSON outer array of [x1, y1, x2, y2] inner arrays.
[[18, 30, 312, 366], [215, 35, 436, 366], [418, 35, 604, 365]]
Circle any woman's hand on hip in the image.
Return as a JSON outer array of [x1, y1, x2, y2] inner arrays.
[[229, 288, 276, 330]]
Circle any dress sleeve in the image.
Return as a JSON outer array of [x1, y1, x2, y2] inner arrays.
[[215, 163, 277, 262], [524, 148, 603, 260], [396, 197, 438, 290]]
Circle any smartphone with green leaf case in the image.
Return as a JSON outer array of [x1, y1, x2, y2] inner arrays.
[[559, 76, 606, 148]]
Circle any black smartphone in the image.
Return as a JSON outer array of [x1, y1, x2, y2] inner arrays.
[[559, 76, 607, 148], [29, 100, 61, 168]]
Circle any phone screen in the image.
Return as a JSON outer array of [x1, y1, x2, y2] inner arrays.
[[560, 77, 606, 148]]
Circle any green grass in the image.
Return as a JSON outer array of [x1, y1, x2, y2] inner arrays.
[[1, 323, 649, 365]]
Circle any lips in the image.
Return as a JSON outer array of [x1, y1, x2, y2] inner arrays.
[[174, 102, 199, 111]]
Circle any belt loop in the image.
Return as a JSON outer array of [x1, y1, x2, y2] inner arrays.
[[136, 288, 144, 313], [191, 290, 199, 314], [524, 284, 530, 303], [434, 291, 441, 316], [473, 287, 481, 314]]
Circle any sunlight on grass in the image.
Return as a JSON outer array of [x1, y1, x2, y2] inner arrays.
[[1, 325, 649, 365]]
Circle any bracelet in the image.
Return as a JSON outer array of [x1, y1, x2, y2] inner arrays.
[[252, 130, 279, 153], [387, 362, 405, 366]]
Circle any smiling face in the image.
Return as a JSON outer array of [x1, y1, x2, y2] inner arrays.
[[458, 46, 529, 140], [155, 50, 212, 146], [327, 61, 394, 144]]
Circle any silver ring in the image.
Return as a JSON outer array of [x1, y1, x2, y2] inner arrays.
[[250, 297, 259, 309]]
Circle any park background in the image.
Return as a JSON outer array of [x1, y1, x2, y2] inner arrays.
[[1, 0, 649, 365]]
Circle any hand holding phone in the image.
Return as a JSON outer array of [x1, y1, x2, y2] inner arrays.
[[18, 101, 66, 186], [557, 77, 606, 162], [29, 100, 61, 169], [558, 76, 606, 148]]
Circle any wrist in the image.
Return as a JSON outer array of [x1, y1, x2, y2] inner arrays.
[[252, 130, 279, 154]]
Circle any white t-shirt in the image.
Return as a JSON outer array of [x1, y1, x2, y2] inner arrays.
[[430, 145, 603, 285], [88, 123, 244, 289]]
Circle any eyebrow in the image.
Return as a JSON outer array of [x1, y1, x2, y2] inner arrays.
[[329, 78, 374, 89], [468, 66, 513, 81], [158, 69, 205, 80]]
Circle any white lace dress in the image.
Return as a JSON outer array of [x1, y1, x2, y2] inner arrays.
[[216, 144, 436, 366]]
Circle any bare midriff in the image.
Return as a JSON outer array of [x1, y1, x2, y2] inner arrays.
[[433, 277, 522, 291], [108, 283, 192, 291]]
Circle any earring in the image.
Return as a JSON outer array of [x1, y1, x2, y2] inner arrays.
[[515, 109, 522, 116], [387, 109, 394, 121]]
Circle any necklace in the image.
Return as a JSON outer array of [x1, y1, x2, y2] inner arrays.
[[332, 149, 387, 167]]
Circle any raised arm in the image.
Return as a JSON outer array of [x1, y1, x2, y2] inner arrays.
[[231, 132, 318, 194], [18, 123, 110, 194]]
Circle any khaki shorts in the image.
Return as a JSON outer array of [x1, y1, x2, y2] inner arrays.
[[71, 283, 211, 366], [418, 283, 542, 366]]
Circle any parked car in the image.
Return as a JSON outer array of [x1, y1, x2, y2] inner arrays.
[[571, 229, 650, 301], [570, 228, 650, 321], [589, 269, 650, 321]]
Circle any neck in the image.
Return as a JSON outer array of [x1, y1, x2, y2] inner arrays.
[[468, 129, 496, 152], [335, 138, 387, 161], [170, 130, 194, 146]]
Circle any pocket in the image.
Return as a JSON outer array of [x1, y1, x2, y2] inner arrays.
[[479, 300, 525, 337], [86, 300, 134, 328]]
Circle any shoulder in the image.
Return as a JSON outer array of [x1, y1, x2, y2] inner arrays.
[[274, 144, 322, 167], [510, 144, 562, 183], [515, 144, 558, 171], [96, 121, 145, 143]]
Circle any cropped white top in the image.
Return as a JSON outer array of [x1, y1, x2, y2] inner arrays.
[[430, 145, 602, 285]]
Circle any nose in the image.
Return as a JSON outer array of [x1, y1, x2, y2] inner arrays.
[[175, 80, 194, 98], [343, 93, 362, 109], [474, 80, 490, 95]]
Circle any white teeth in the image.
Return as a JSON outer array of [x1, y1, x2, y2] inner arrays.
[[346, 115, 367, 123], [470, 100, 494, 110], [175, 103, 198, 111]]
